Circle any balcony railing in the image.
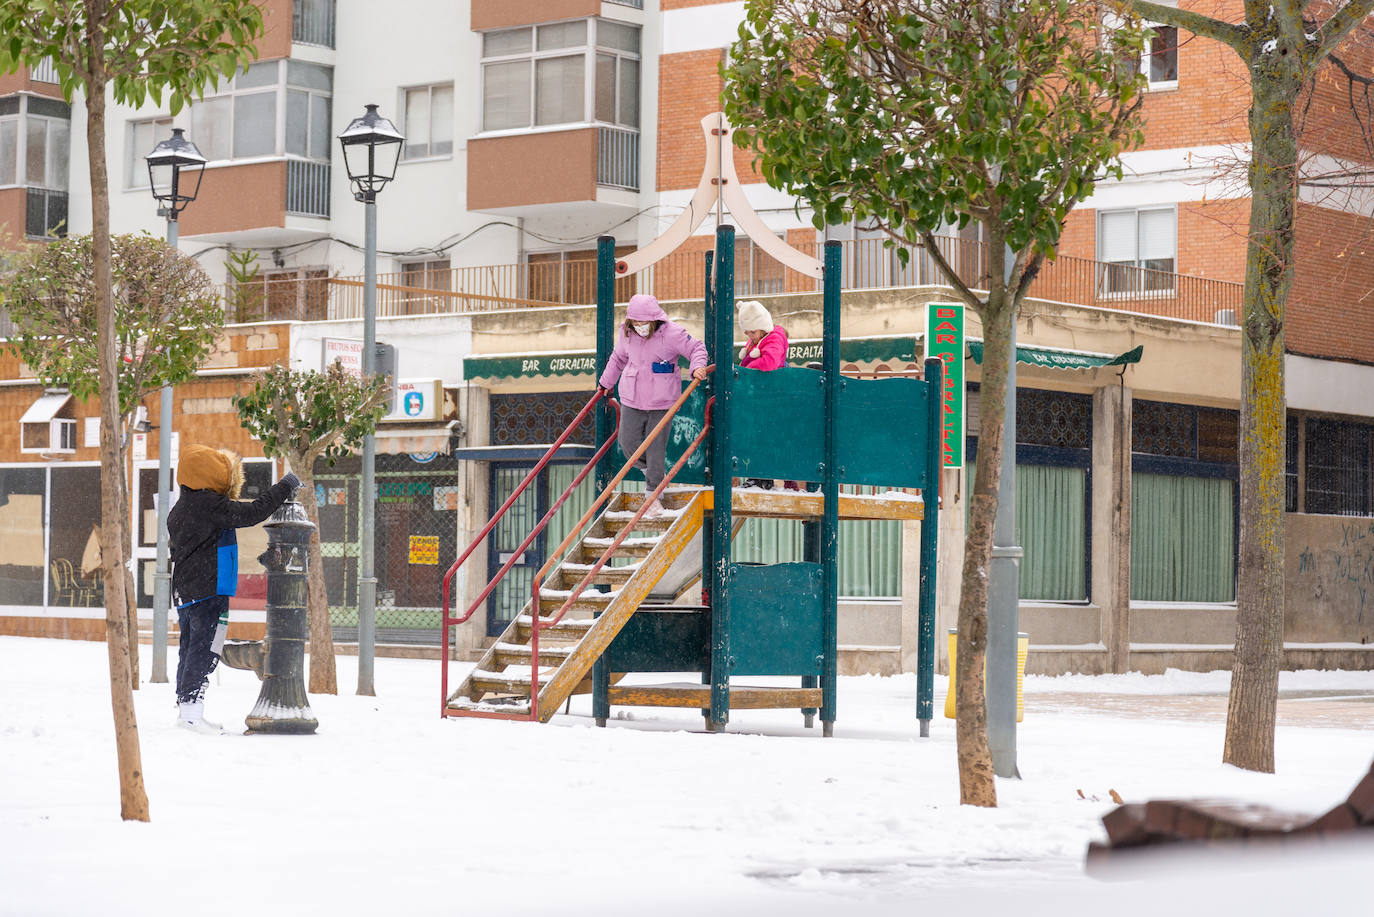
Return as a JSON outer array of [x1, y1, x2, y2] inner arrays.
[[604, 0, 645, 9], [597, 127, 639, 192], [293, 0, 336, 48], [205, 234, 1240, 326], [286, 160, 330, 218], [29, 58, 59, 83]]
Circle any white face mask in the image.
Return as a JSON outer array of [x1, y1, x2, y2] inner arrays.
[[632, 321, 654, 337]]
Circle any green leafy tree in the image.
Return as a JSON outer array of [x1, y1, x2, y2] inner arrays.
[[234, 362, 392, 696], [1116, 1, 1374, 774], [3, 232, 223, 687], [0, 0, 262, 822], [225, 248, 265, 323], [724, 0, 1146, 806]]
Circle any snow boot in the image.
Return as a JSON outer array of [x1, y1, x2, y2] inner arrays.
[[176, 701, 225, 735]]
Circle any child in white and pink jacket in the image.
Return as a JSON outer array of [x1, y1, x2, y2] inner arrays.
[[598, 294, 709, 516]]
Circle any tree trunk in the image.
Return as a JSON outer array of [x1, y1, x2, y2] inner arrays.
[[953, 279, 1016, 807], [118, 467, 138, 687], [294, 462, 338, 694], [87, 36, 150, 821], [1225, 65, 1300, 774]]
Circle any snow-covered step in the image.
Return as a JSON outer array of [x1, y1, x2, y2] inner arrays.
[[446, 696, 531, 715], [557, 561, 639, 588], [492, 642, 577, 667], [515, 615, 594, 641]]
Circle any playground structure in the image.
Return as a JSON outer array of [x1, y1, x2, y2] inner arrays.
[[441, 114, 943, 735]]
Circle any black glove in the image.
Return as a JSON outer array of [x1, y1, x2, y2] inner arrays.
[[280, 472, 301, 492]]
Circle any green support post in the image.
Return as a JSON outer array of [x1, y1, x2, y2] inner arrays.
[[592, 235, 617, 727], [701, 248, 716, 709], [819, 241, 842, 737], [917, 356, 943, 735], [708, 224, 736, 732]]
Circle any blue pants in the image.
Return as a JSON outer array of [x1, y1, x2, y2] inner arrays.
[[176, 595, 228, 704]]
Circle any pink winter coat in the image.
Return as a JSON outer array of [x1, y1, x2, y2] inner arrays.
[[599, 297, 709, 411], [739, 326, 789, 372]]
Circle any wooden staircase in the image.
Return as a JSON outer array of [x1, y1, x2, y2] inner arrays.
[[445, 488, 707, 721]]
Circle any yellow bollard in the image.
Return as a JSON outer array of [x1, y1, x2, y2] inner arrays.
[[944, 629, 1028, 721]]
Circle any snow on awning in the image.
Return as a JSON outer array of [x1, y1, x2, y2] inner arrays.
[[967, 341, 1143, 371], [19, 391, 72, 424], [372, 423, 456, 456]]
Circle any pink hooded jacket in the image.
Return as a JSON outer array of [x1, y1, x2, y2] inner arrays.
[[599, 294, 709, 411], [739, 326, 789, 372]]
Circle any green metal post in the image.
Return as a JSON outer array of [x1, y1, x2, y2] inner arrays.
[[701, 248, 716, 708], [917, 356, 943, 735], [592, 235, 617, 727], [708, 225, 736, 731], [820, 241, 841, 737]]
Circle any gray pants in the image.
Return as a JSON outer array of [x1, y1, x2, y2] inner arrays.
[[619, 406, 669, 490]]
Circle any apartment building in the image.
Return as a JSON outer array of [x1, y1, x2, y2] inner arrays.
[[1, 1, 1371, 674]]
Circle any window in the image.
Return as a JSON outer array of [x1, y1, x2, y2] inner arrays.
[[0, 95, 70, 190], [1097, 206, 1176, 295], [125, 117, 173, 188], [1143, 24, 1179, 87], [966, 388, 1092, 602], [399, 258, 452, 313], [0, 467, 47, 606], [1104, 13, 1178, 90], [1131, 401, 1237, 602], [734, 235, 787, 297], [1304, 417, 1373, 516], [401, 84, 454, 160], [481, 19, 640, 132], [191, 60, 332, 163], [524, 245, 635, 304]]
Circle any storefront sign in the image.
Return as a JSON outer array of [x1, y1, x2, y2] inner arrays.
[[379, 480, 433, 503], [925, 303, 965, 469], [322, 338, 365, 377], [385, 379, 443, 422], [408, 535, 439, 565]]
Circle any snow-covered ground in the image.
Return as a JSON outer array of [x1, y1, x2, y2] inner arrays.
[[2, 636, 1371, 916]]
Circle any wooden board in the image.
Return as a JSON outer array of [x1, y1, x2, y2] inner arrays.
[[605, 683, 824, 710], [698, 487, 925, 521]]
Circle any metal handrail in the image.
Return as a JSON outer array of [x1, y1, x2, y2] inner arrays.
[[527, 374, 712, 721], [440, 388, 613, 712]]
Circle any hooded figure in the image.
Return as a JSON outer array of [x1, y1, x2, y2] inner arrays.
[[737, 300, 788, 372], [597, 294, 710, 516], [167, 445, 299, 733]]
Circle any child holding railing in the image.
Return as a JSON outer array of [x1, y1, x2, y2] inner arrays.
[[598, 294, 709, 517]]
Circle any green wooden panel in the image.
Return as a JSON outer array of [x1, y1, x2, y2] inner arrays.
[[837, 375, 933, 490], [603, 608, 711, 672], [727, 563, 824, 676], [608, 384, 710, 485], [731, 366, 826, 482]]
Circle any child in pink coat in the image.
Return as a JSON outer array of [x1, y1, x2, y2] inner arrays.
[[599, 294, 709, 516], [736, 300, 801, 491]]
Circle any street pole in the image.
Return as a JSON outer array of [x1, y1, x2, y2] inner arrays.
[[986, 247, 1022, 778], [357, 197, 377, 696], [150, 216, 177, 684]]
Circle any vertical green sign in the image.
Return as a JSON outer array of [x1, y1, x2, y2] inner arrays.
[[925, 303, 965, 468]]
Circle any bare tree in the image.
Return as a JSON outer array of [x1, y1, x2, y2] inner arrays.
[[1118, 0, 1374, 774]]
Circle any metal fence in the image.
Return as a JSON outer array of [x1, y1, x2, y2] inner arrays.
[[598, 127, 639, 192], [286, 160, 330, 218]]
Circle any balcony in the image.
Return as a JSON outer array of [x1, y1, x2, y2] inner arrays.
[[293, 0, 335, 49], [310, 234, 1243, 325], [286, 160, 330, 218], [467, 126, 639, 220]]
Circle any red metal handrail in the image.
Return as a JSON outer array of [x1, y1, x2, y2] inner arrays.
[[527, 383, 713, 722], [440, 389, 615, 713]]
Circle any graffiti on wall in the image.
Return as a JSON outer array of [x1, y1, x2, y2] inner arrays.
[[1287, 515, 1374, 641]]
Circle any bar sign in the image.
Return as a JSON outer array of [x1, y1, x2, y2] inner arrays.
[[925, 303, 965, 469]]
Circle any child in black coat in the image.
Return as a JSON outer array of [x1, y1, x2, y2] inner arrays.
[[168, 444, 298, 733]]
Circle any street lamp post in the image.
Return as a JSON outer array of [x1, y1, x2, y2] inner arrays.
[[144, 128, 206, 684], [338, 104, 403, 697]]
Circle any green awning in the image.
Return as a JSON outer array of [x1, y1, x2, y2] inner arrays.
[[464, 335, 922, 381], [967, 341, 1143, 371]]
